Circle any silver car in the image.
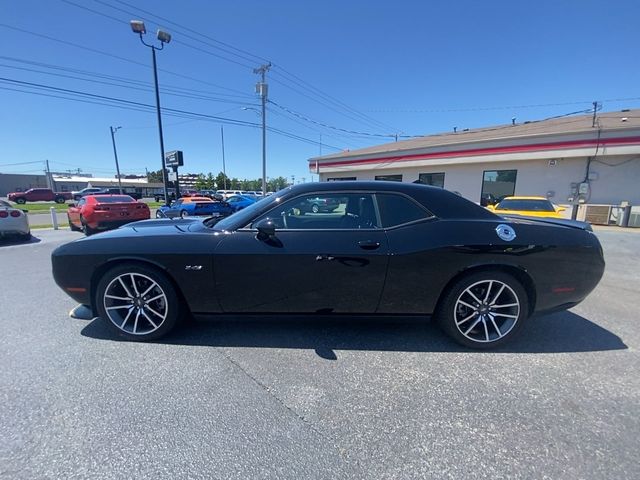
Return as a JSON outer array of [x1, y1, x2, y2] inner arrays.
[[0, 200, 30, 241]]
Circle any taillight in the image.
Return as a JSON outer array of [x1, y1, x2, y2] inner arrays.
[[10, 210, 21, 217], [93, 205, 109, 211], [0, 211, 8, 218]]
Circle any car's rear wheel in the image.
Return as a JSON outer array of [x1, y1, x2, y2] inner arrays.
[[55, 196, 66, 204], [180, 210, 188, 218], [95, 264, 181, 341], [435, 271, 529, 349], [67, 214, 81, 232], [80, 215, 96, 236], [15, 198, 26, 205]]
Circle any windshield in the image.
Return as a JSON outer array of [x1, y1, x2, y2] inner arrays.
[[211, 187, 290, 230], [496, 199, 555, 212]]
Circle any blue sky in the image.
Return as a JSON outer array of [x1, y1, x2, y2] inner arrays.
[[1, 0, 639, 183]]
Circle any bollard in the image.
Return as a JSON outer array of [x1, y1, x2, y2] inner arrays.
[[620, 201, 632, 228], [50, 206, 59, 230]]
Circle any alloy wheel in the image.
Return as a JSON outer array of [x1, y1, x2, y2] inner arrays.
[[102, 272, 168, 335], [453, 279, 520, 343]]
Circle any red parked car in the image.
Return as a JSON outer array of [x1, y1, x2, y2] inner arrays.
[[8, 188, 72, 204], [67, 195, 150, 235]]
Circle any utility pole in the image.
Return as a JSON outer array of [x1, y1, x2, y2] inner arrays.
[[45, 159, 52, 189], [254, 62, 271, 195], [110, 126, 124, 194], [591, 101, 599, 128], [220, 125, 228, 189]]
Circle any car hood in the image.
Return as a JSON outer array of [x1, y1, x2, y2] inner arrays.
[[72, 217, 212, 242]]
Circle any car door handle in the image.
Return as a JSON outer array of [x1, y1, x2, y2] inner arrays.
[[358, 240, 381, 250], [315, 254, 335, 261]]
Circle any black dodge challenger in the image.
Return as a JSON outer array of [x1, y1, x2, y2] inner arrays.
[[51, 181, 605, 348]]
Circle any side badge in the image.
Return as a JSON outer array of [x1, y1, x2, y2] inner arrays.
[[496, 224, 516, 242]]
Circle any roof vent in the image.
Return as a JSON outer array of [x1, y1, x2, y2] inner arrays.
[[512, 117, 516, 125], [621, 109, 630, 112], [524, 121, 531, 124], [453, 126, 457, 133], [463, 128, 469, 132]]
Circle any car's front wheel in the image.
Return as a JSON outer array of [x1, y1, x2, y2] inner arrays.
[[180, 210, 188, 218], [95, 264, 181, 341], [436, 271, 529, 349], [15, 198, 26, 205], [67, 214, 81, 232]]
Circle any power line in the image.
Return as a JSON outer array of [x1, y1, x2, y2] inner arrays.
[[0, 77, 344, 150], [108, 0, 270, 64], [0, 55, 255, 99], [271, 66, 401, 133], [269, 100, 405, 138], [0, 62, 258, 106], [0, 23, 250, 96], [363, 98, 640, 113], [68, 0, 400, 134]]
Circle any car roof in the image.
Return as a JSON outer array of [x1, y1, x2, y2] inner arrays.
[[282, 181, 496, 220], [182, 197, 212, 202], [501, 196, 549, 201]]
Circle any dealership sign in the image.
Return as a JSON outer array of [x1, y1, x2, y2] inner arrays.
[[165, 150, 184, 167]]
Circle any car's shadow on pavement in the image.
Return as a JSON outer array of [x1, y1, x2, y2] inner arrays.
[[80, 310, 627, 356], [0, 235, 41, 247]]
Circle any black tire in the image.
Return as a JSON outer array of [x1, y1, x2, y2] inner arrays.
[[80, 216, 96, 236], [155, 210, 163, 219], [311, 203, 319, 213], [68, 214, 81, 232], [435, 271, 529, 349], [15, 198, 26, 205], [55, 196, 66, 204], [95, 263, 182, 341], [180, 209, 188, 218]]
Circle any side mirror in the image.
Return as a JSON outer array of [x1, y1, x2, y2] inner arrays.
[[557, 206, 566, 212], [255, 218, 276, 240]]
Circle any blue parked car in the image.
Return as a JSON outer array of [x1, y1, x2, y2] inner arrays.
[[225, 195, 257, 212], [156, 197, 233, 219]]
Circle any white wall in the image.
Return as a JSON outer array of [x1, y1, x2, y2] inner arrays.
[[320, 155, 640, 205]]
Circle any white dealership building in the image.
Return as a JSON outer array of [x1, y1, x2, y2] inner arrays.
[[308, 109, 640, 219]]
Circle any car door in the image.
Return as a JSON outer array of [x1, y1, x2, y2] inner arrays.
[[67, 198, 84, 226], [213, 192, 390, 313], [166, 199, 182, 218]]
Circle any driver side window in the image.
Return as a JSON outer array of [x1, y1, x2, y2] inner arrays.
[[253, 193, 379, 230]]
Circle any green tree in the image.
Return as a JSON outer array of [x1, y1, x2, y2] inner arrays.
[[215, 171, 229, 190], [146, 169, 164, 183], [194, 174, 208, 190]]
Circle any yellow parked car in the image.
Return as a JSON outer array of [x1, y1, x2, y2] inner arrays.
[[487, 196, 566, 218]]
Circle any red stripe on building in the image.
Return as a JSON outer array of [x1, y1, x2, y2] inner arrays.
[[313, 136, 640, 168]]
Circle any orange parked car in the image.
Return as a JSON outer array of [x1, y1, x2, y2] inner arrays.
[[67, 195, 150, 235]]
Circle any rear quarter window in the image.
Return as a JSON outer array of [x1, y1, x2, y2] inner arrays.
[[376, 193, 433, 228]]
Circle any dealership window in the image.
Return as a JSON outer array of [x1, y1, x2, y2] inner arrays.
[[327, 177, 356, 181], [375, 174, 403, 182], [481, 169, 517, 206], [418, 172, 445, 188]]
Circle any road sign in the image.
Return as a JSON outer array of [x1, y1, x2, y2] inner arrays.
[[167, 171, 177, 181], [165, 150, 184, 167]]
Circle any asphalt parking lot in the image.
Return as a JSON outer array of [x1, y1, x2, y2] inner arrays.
[[1, 228, 638, 479]]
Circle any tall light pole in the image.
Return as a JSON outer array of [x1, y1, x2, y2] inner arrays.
[[109, 126, 123, 194], [253, 63, 271, 195], [130, 20, 171, 205]]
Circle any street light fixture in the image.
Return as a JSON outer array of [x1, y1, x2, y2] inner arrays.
[[130, 20, 171, 205]]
